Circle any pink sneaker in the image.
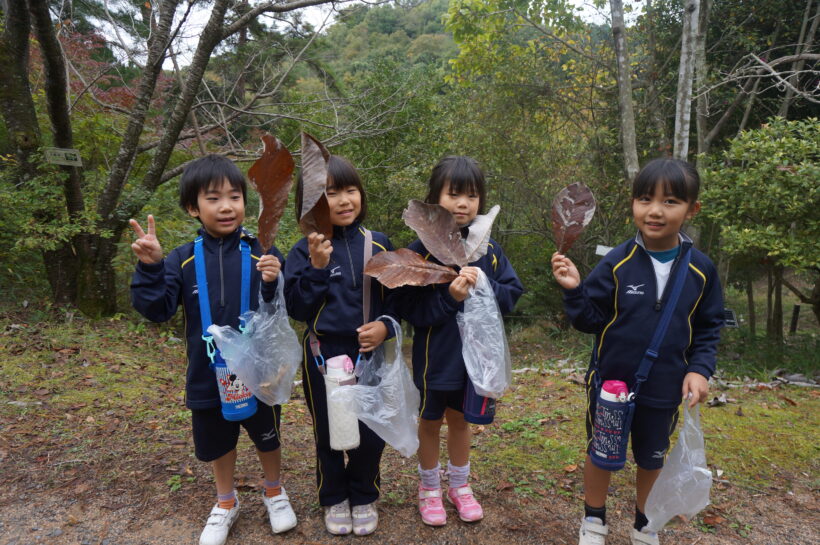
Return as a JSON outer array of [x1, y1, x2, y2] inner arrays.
[[418, 486, 447, 526], [447, 485, 484, 522]]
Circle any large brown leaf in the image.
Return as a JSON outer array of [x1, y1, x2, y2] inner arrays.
[[299, 132, 332, 238], [364, 248, 458, 288], [402, 200, 467, 267], [247, 134, 294, 250], [551, 182, 596, 253]]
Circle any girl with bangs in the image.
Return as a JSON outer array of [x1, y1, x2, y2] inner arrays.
[[284, 155, 397, 537], [391, 156, 523, 527]]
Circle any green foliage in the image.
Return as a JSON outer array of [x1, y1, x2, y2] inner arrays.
[[703, 118, 820, 270]]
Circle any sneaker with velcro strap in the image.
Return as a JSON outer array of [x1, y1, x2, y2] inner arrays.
[[578, 516, 608, 545]]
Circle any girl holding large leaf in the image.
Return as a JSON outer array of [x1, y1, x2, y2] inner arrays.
[[390, 156, 523, 527], [283, 139, 397, 537]]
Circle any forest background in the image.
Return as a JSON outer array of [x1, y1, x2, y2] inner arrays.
[[0, 0, 818, 343], [0, 1, 818, 543]]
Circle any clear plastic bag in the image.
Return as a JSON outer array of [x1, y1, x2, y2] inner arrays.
[[645, 404, 713, 531], [208, 274, 301, 406], [456, 269, 512, 399], [329, 316, 420, 457]]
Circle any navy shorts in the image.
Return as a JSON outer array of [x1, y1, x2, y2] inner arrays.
[[191, 402, 281, 462], [586, 390, 679, 470], [419, 389, 464, 421]]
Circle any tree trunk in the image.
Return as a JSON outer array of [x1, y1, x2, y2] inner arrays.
[[778, 0, 820, 118], [0, 0, 40, 179], [609, 0, 640, 182], [646, 0, 670, 155], [694, 0, 711, 168], [766, 264, 773, 336], [673, 0, 700, 160], [746, 279, 756, 337], [771, 266, 784, 344]]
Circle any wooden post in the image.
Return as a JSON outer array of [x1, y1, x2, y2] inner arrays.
[[789, 304, 801, 335]]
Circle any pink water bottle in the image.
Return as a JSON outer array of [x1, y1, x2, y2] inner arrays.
[[600, 380, 629, 403]]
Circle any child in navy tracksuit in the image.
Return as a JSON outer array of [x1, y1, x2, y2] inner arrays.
[[284, 155, 396, 537], [391, 156, 523, 527], [130, 155, 296, 545], [551, 159, 723, 545]]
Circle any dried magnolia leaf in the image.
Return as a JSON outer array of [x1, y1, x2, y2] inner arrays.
[[299, 132, 332, 238], [551, 182, 596, 253], [464, 205, 500, 263], [247, 134, 294, 249], [402, 200, 467, 267], [364, 248, 458, 288]]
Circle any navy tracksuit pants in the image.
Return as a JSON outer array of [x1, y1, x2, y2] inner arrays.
[[301, 333, 384, 507]]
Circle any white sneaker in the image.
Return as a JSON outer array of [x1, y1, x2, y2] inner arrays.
[[352, 502, 378, 536], [262, 486, 297, 534], [631, 526, 660, 545], [324, 499, 352, 535], [199, 496, 240, 545], [578, 516, 608, 545]]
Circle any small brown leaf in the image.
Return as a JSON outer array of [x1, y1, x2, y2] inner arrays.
[[702, 514, 727, 526], [551, 183, 596, 253], [779, 395, 798, 406], [563, 464, 578, 473], [402, 200, 466, 266], [247, 134, 294, 249], [364, 248, 458, 288], [496, 481, 515, 491]]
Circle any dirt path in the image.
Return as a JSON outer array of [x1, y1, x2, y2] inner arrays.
[[1, 316, 818, 544]]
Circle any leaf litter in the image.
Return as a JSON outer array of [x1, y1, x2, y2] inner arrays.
[[0, 311, 817, 544]]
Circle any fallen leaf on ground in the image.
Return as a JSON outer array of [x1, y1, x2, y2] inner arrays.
[[563, 464, 577, 473], [702, 514, 727, 525]]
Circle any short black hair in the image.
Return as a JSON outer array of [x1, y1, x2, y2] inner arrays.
[[179, 155, 247, 213], [632, 158, 700, 203], [294, 154, 367, 223], [424, 155, 487, 214]]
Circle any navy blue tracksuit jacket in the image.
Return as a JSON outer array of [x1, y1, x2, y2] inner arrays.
[[562, 233, 724, 408], [131, 227, 283, 410], [390, 236, 524, 393], [283, 221, 396, 507]]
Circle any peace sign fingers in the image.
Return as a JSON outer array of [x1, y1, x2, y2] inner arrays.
[[129, 215, 163, 265]]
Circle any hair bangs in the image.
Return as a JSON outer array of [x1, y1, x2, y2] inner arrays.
[[632, 158, 700, 202]]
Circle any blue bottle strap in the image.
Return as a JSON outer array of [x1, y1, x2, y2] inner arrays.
[[632, 246, 691, 396], [194, 236, 251, 363], [239, 239, 250, 332]]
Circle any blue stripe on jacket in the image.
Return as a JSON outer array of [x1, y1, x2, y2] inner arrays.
[[130, 227, 284, 409]]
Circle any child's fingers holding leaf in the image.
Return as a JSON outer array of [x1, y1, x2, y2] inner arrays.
[[460, 266, 480, 286], [551, 252, 580, 290], [449, 276, 470, 302], [308, 232, 332, 269], [257, 254, 282, 282]]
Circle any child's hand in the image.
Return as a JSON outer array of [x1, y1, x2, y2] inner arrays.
[[459, 266, 480, 286], [449, 276, 472, 302], [357, 320, 388, 353], [308, 232, 333, 269], [551, 252, 580, 290], [257, 254, 281, 283], [129, 215, 163, 264], [682, 372, 709, 408]]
